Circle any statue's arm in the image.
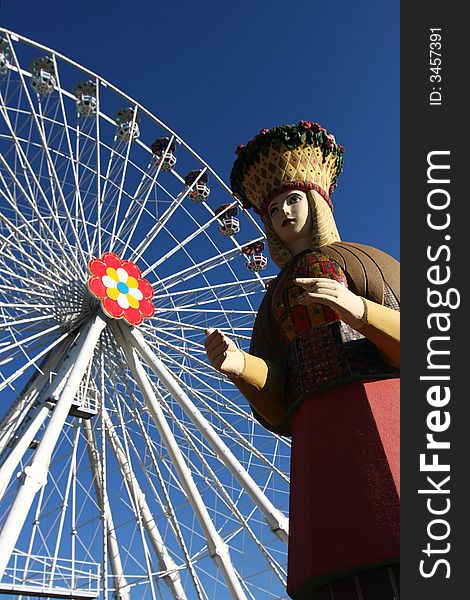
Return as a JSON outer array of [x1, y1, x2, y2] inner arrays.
[[228, 352, 287, 427], [204, 325, 287, 427], [358, 299, 400, 368]]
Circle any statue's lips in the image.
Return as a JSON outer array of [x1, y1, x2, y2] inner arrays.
[[282, 218, 295, 227]]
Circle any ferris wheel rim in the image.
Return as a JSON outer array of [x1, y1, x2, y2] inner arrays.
[[0, 25, 262, 229]]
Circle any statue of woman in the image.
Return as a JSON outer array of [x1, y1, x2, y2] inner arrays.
[[205, 121, 400, 599]]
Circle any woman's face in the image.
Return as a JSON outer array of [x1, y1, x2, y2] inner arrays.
[[268, 189, 312, 249]]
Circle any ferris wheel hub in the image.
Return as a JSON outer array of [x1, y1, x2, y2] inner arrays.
[[87, 253, 155, 326]]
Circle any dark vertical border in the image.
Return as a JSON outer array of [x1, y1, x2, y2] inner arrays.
[[401, 2, 468, 598]]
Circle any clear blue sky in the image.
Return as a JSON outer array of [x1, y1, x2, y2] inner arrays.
[[0, 0, 399, 259]]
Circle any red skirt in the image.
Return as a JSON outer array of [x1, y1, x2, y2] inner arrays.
[[287, 379, 400, 599]]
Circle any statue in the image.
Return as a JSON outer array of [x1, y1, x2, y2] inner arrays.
[[205, 121, 400, 599]]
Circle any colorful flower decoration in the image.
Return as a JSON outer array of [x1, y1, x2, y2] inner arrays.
[[88, 253, 154, 326], [230, 121, 345, 211]]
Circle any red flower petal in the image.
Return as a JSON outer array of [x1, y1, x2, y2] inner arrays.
[[121, 260, 141, 279], [102, 296, 124, 319], [139, 298, 155, 317], [138, 278, 154, 299], [102, 252, 122, 269], [123, 307, 143, 326], [88, 258, 107, 277], [88, 276, 106, 299]]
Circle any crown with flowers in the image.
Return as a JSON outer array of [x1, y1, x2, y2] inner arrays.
[[230, 121, 345, 216]]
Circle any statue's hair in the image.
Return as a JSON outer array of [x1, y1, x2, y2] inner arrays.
[[262, 189, 341, 269]]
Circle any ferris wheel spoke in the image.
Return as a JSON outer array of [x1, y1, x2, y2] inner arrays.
[[6, 45, 89, 272], [152, 278, 268, 310], [148, 240, 262, 290], [0, 241, 69, 289], [155, 394, 287, 585], [0, 322, 61, 358], [0, 312, 66, 331], [0, 241, 53, 287], [164, 199, 267, 301], [0, 210, 74, 284], [141, 326, 226, 380], [93, 133, 138, 234], [143, 206, 230, 273], [0, 229, 74, 288], [49, 55, 93, 258], [0, 169, 68, 267], [0, 148, 85, 281], [0, 268, 56, 297], [153, 306, 257, 325], [107, 108, 138, 254], [115, 137, 177, 259], [90, 150, 131, 256], [101, 400, 189, 599], [0, 331, 69, 392], [81, 418, 131, 600], [74, 122, 96, 258], [130, 168, 208, 264], [138, 338, 290, 483], [0, 302, 54, 313], [199, 202, 267, 290], [0, 253, 65, 298], [142, 222, 250, 335], [115, 172, 166, 260]]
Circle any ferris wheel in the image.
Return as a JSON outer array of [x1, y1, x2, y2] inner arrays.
[[0, 29, 290, 600]]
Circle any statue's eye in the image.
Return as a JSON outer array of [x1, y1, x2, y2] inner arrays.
[[288, 194, 301, 205], [269, 206, 278, 217]]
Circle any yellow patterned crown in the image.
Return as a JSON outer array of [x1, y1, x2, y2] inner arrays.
[[230, 121, 344, 215]]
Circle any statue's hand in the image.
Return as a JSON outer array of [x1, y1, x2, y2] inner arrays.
[[204, 328, 245, 376], [294, 277, 366, 330]]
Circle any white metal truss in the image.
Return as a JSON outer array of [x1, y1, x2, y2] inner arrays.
[[0, 27, 291, 600]]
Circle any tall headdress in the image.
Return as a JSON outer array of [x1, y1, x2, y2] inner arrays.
[[230, 121, 345, 267], [230, 120, 344, 216]]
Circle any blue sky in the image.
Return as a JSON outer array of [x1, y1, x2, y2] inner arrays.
[[1, 0, 399, 259]]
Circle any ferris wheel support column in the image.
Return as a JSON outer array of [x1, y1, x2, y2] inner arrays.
[[112, 322, 248, 600], [102, 405, 188, 600], [0, 324, 98, 501], [0, 339, 80, 500], [0, 313, 107, 582], [82, 419, 131, 600], [125, 325, 289, 543], [0, 401, 51, 501], [0, 336, 72, 456]]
